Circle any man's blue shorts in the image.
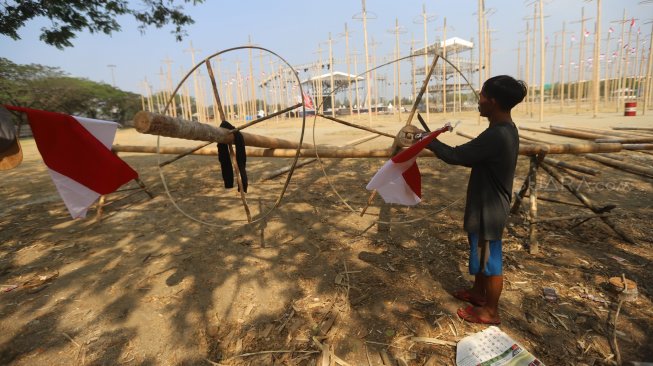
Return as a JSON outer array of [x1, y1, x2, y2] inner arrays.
[[468, 232, 503, 276]]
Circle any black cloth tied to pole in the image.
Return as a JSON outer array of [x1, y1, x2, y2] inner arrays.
[[217, 121, 248, 192]]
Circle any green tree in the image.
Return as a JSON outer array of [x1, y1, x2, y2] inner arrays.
[[0, 0, 205, 49], [1, 57, 141, 123]]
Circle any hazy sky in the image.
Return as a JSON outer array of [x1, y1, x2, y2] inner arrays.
[[1, 0, 651, 95]]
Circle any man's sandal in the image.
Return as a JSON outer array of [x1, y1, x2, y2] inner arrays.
[[457, 305, 501, 325], [452, 289, 486, 306]]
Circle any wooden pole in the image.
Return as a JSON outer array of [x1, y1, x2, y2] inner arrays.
[[316, 113, 395, 138], [551, 33, 558, 106], [538, 0, 545, 122], [259, 133, 380, 181], [343, 23, 354, 116], [457, 130, 600, 175], [422, 3, 433, 123], [134, 111, 314, 150], [604, 27, 612, 107], [115, 140, 631, 158], [616, 9, 627, 112], [644, 22, 653, 115], [528, 155, 540, 254], [328, 32, 336, 117], [361, 0, 373, 126], [442, 16, 448, 116], [592, 0, 601, 117], [525, 20, 532, 117], [561, 21, 566, 112]]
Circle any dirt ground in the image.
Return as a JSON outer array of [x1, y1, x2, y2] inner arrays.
[[1, 107, 652, 366]]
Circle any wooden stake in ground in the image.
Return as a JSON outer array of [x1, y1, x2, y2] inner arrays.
[[528, 155, 542, 254]]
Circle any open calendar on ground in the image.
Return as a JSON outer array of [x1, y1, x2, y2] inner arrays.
[[456, 326, 544, 366]]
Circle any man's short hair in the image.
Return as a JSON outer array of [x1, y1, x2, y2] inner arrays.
[[482, 75, 527, 111]]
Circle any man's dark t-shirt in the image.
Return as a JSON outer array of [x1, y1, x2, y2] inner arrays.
[[427, 123, 519, 241]]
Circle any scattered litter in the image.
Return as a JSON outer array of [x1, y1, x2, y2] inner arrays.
[[606, 255, 628, 263], [456, 326, 544, 366], [579, 293, 609, 304], [2, 284, 18, 293], [542, 287, 558, 302]]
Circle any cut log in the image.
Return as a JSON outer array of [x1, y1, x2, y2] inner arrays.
[[584, 154, 653, 178], [133, 111, 315, 150]]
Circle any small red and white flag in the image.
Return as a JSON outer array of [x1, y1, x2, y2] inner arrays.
[[366, 124, 452, 205], [5, 106, 137, 218], [302, 91, 315, 110]]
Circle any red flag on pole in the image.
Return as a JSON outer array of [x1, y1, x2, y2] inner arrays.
[[366, 124, 452, 205]]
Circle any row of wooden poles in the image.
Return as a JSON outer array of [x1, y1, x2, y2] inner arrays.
[[517, 1, 653, 120], [134, 0, 519, 126]]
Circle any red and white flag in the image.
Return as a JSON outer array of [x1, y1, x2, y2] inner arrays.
[[5, 106, 137, 218], [302, 91, 315, 110], [366, 124, 451, 205]]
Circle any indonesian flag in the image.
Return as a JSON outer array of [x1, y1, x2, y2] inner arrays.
[[5, 106, 137, 218], [302, 91, 315, 110], [366, 124, 451, 205]]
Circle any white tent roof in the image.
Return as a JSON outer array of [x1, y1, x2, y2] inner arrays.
[[301, 71, 364, 85], [412, 36, 474, 56]]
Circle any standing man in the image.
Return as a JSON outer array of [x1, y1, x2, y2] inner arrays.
[[427, 75, 527, 324]]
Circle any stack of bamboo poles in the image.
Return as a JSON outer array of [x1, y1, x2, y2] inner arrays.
[[115, 110, 652, 251]]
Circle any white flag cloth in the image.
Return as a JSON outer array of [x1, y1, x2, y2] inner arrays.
[[366, 124, 451, 206]]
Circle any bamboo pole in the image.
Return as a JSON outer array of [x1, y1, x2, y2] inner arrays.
[[259, 133, 380, 181], [585, 153, 653, 178], [361, 0, 373, 126], [644, 22, 653, 115], [560, 21, 566, 111], [316, 113, 395, 138], [596, 137, 653, 144], [540, 162, 635, 244], [328, 32, 336, 117], [528, 156, 540, 254], [422, 3, 432, 123], [592, 0, 601, 118], [538, 0, 545, 122], [604, 26, 612, 107], [343, 23, 354, 116], [457, 130, 600, 175], [442, 16, 448, 116], [616, 10, 627, 112], [115, 139, 630, 158]]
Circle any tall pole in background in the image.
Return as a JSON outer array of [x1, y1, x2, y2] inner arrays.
[[442, 16, 448, 116], [360, 0, 373, 126], [328, 32, 336, 117], [107, 64, 117, 87], [341, 23, 354, 116], [478, 0, 484, 124], [538, 0, 545, 122], [388, 18, 406, 120], [592, 0, 601, 117], [560, 21, 566, 111], [643, 21, 653, 115]]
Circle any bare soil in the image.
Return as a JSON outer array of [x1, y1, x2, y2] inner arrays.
[[1, 109, 652, 365]]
